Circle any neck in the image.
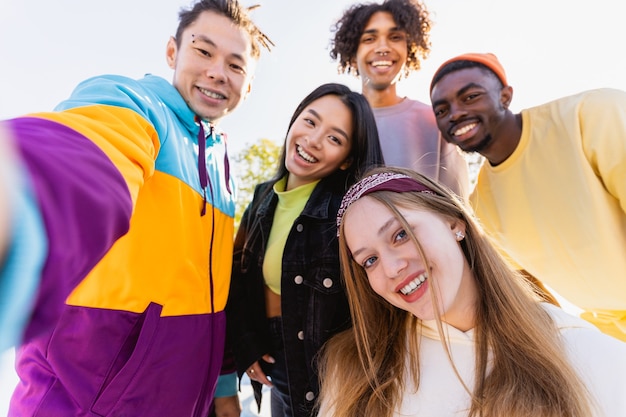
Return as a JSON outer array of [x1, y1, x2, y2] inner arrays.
[[484, 111, 522, 166], [362, 82, 402, 108]]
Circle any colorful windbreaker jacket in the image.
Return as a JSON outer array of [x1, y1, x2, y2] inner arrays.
[[0, 74, 235, 416]]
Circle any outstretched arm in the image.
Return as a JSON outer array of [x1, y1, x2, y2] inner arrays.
[[0, 77, 162, 348], [0, 125, 15, 261]]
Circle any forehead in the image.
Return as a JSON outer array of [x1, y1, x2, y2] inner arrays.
[[343, 196, 439, 246], [182, 10, 254, 57], [431, 67, 500, 101], [302, 95, 349, 117], [364, 11, 399, 31], [344, 197, 387, 240]]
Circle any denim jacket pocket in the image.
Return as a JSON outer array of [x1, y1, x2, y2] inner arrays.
[[301, 262, 349, 346]]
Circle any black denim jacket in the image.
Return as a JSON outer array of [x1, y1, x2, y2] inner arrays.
[[226, 175, 351, 417]]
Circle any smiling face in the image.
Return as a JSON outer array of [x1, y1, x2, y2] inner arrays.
[[343, 196, 477, 330], [284, 94, 353, 190], [430, 67, 511, 155], [354, 11, 408, 92], [166, 10, 256, 123]]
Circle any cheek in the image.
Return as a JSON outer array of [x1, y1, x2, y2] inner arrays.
[[230, 76, 248, 95], [367, 273, 387, 297], [329, 147, 352, 168]]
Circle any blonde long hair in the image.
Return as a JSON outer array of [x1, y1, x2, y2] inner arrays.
[[318, 167, 592, 417]]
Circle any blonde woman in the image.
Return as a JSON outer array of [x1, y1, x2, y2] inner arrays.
[[318, 166, 626, 417]]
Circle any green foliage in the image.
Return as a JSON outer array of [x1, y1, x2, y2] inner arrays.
[[229, 138, 481, 231], [232, 138, 282, 228]]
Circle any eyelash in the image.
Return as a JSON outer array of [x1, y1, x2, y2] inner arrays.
[[362, 256, 376, 269], [395, 229, 408, 242], [302, 119, 344, 145], [360, 228, 408, 269], [195, 48, 246, 74]]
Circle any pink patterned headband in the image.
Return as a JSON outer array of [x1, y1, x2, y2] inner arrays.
[[336, 172, 434, 237]]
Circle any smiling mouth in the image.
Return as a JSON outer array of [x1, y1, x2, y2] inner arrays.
[[399, 272, 427, 296], [371, 60, 393, 68], [297, 145, 317, 163], [199, 87, 226, 100], [452, 122, 477, 137]]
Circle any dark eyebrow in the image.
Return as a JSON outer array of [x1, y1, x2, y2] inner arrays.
[[191, 33, 246, 63], [306, 108, 349, 140], [362, 26, 402, 36], [432, 82, 485, 108]]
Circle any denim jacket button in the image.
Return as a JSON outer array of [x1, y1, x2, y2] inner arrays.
[[323, 278, 333, 288], [294, 275, 304, 284], [305, 391, 315, 402], [296, 223, 304, 232], [297, 330, 304, 340]]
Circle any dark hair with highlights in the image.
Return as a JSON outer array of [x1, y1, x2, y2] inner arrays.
[[272, 83, 385, 191], [175, 0, 272, 59]]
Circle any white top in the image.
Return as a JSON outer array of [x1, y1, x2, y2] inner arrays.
[[320, 304, 626, 416]]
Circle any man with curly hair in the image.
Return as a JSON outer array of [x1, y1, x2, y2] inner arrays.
[[330, 0, 468, 197]]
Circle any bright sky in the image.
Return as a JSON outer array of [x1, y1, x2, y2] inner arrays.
[[2, 0, 625, 156], [0, 0, 624, 413]]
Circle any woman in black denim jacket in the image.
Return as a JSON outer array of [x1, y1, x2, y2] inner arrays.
[[226, 83, 384, 417]]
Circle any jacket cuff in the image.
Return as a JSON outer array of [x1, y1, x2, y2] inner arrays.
[[214, 372, 238, 397]]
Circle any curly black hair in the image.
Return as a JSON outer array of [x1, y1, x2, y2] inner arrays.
[[329, 0, 431, 78]]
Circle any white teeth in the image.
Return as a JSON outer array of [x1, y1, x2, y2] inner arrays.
[[454, 122, 477, 136], [399, 273, 427, 296], [297, 145, 317, 163], [199, 87, 225, 100], [372, 60, 392, 67]]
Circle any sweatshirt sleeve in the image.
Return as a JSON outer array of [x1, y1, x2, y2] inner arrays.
[[579, 88, 626, 214], [0, 75, 161, 347]]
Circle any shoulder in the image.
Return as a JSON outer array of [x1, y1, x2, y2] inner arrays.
[[544, 304, 626, 414], [374, 97, 434, 118], [543, 303, 626, 358], [55, 74, 178, 113], [402, 98, 435, 115], [250, 181, 276, 203], [70, 74, 155, 97], [539, 88, 626, 111]]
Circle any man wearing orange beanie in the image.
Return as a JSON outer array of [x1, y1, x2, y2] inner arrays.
[[429, 52, 626, 341]]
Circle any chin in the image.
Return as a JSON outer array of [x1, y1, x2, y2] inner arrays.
[[463, 134, 493, 154]]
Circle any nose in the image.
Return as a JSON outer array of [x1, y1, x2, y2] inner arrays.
[[205, 59, 227, 83], [381, 252, 407, 279], [374, 38, 390, 56], [306, 132, 323, 149], [448, 102, 467, 123]]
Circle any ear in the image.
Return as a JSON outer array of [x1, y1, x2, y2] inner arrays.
[[450, 219, 466, 239], [166, 36, 177, 69], [243, 79, 253, 100], [500, 85, 514, 110], [339, 157, 353, 171]]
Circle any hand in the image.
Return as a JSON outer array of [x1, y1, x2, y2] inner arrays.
[[245, 354, 275, 387], [0, 124, 17, 260], [212, 394, 241, 417]]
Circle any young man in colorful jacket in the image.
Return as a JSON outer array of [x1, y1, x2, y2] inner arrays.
[[0, 1, 271, 415]]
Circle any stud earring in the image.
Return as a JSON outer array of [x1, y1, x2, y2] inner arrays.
[[455, 231, 465, 241]]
